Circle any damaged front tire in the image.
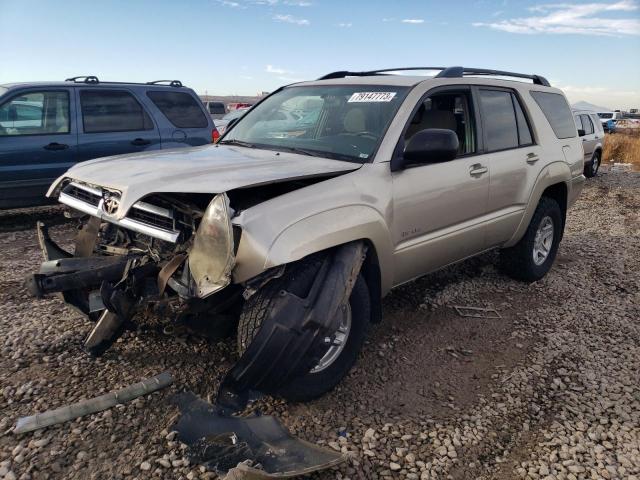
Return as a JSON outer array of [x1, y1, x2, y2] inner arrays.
[[237, 255, 370, 402]]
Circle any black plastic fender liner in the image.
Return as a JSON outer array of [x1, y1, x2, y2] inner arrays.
[[172, 392, 346, 478], [216, 242, 367, 412], [27, 256, 132, 298], [36, 221, 73, 261]]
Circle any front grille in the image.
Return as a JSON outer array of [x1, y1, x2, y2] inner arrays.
[[63, 183, 101, 206], [128, 208, 175, 231]]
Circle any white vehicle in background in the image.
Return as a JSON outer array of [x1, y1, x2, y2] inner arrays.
[[205, 101, 227, 120], [597, 111, 623, 132], [573, 109, 604, 178], [214, 107, 250, 135]]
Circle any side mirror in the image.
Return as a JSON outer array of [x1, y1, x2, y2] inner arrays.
[[577, 129, 586, 137], [392, 129, 459, 171]]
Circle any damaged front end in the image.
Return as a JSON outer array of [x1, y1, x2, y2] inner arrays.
[[28, 180, 237, 355], [28, 179, 368, 477]]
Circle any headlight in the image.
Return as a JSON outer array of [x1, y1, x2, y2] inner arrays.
[[188, 193, 235, 298]]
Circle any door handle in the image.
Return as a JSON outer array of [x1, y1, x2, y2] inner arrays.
[[131, 138, 151, 146], [43, 142, 68, 151], [526, 153, 539, 165], [469, 164, 488, 176]]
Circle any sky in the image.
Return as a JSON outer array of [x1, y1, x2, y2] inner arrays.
[[1, 0, 639, 109]]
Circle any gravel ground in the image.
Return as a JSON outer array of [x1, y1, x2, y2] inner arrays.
[[0, 169, 638, 480]]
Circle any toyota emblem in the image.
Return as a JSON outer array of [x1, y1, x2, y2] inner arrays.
[[102, 192, 120, 215]]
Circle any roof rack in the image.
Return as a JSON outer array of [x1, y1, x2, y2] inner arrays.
[[65, 76, 100, 84], [146, 80, 183, 87], [63, 77, 185, 87], [435, 66, 550, 86], [318, 67, 445, 80], [318, 66, 551, 87]]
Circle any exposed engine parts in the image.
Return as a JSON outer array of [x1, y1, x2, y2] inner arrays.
[[27, 191, 368, 415]]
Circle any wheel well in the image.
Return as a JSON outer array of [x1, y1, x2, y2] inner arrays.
[[361, 240, 382, 324], [271, 239, 383, 325], [541, 182, 567, 237]]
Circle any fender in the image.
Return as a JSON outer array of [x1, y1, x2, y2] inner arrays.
[[233, 205, 394, 294], [504, 160, 573, 247]]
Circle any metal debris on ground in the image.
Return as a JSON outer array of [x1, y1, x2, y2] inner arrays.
[[13, 372, 173, 434], [172, 392, 346, 479], [452, 305, 502, 319]]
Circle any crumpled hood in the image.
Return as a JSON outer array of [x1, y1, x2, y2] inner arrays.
[[49, 144, 361, 218]]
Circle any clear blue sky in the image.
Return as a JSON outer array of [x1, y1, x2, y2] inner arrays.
[[1, 0, 639, 109]]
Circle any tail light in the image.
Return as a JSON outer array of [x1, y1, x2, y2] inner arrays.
[[212, 128, 220, 143]]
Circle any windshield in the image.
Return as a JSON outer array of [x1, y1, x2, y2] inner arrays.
[[221, 85, 409, 162], [598, 113, 613, 119]]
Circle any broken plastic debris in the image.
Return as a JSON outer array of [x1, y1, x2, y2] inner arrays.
[[171, 392, 346, 479], [14, 372, 173, 434], [452, 305, 501, 319]]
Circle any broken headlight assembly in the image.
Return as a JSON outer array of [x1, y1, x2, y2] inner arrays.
[[188, 193, 236, 298]]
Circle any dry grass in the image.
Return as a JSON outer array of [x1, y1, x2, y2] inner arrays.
[[602, 132, 640, 169]]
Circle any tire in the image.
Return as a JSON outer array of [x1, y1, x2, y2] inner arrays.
[[584, 151, 601, 178], [237, 254, 371, 402], [499, 196, 563, 282]]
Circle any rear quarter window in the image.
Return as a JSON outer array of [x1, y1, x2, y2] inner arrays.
[[530, 91, 576, 139], [147, 91, 208, 128]]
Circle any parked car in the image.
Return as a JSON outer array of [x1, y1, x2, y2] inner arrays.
[[205, 101, 227, 119], [29, 66, 584, 410], [214, 107, 249, 135], [573, 109, 604, 177], [228, 102, 253, 111], [597, 111, 624, 133], [0, 76, 217, 209]]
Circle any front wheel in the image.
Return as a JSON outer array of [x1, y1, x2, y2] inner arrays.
[[499, 197, 563, 282], [237, 255, 371, 402]]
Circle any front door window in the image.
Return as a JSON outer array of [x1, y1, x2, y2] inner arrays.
[[0, 91, 69, 136]]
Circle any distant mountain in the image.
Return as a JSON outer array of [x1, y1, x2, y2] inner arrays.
[[572, 101, 612, 112]]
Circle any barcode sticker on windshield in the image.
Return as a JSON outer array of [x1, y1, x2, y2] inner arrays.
[[348, 92, 397, 103]]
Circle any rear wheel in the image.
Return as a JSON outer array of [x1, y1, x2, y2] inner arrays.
[[237, 255, 371, 402], [584, 151, 601, 178], [499, 196, 563, 282]]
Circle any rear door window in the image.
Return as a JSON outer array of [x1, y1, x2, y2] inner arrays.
[[580, 114, 594, 135], [80, 90, 154, 133], [479, 89, 519, 152], [530, 91, 576, 139], [147, 91, 208, 128], [0, 91, 70, 136]]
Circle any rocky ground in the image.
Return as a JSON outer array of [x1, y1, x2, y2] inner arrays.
[[0, 169, 638, 480]]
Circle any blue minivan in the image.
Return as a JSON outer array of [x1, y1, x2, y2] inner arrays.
[[0, 77, 217, 209]]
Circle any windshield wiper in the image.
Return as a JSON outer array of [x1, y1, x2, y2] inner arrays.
[[277, 146, 325, 158], [219, 139, 256, 148]]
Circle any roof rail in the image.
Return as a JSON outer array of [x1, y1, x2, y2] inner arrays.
[[318, 67, 446, 80], [436, 66, 550, 86], [317, 66, 551, 86], [146, 80, 183, 87], [65, 76, 100, 84]]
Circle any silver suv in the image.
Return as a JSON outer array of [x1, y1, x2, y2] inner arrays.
[[29, 66, 585, 410], [573, 108, 604, 177]]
